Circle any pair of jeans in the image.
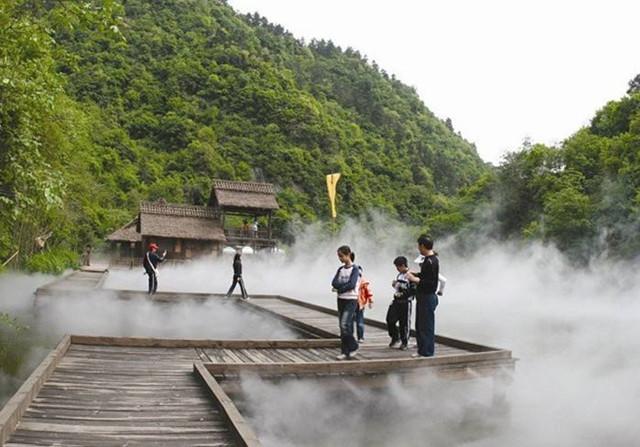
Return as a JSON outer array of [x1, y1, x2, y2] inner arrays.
[[226, 275, 248, 299], [415, 292, 438, 356], [355, 307, 365, 340], [146, 270, 158, 294], [337, 298, 359, 355], [386, 300, 412, 345]]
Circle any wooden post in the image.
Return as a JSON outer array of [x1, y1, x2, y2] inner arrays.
[[1, 250, 19, 268]]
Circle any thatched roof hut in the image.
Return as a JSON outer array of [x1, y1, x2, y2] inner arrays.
[[138, 202, 225, 242], [106, 218, 141, 243], [208, 179, 279, 213]]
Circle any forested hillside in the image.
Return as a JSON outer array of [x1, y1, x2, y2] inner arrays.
[[0, 0, 486, 270], [3, 0, 637, 272], [464, 77, 640, 260]]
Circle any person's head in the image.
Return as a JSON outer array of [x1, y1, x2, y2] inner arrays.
[[393, 256, 409, 273], [417, 234, 434, 256], [337, 245, 355, 265], [149, 243, 159, 252]]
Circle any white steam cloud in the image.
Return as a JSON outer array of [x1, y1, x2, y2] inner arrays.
[[2, 214, 640, 445]]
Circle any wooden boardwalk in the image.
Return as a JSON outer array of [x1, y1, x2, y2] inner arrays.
[[0, 337, 262, 447], [3, 269, 516, 446], [36, 267, 109, 294]]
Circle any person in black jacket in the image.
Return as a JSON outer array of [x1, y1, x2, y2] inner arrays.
[[407, 235, 439, 357], [143, 243, 166, 295], [225, 253, 248, 299], [386, 256, 416, 350]]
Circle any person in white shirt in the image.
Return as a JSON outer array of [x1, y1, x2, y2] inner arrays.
[[331, 245, 361, 360]]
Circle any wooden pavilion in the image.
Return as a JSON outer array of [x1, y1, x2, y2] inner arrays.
[[208, 179, 279, 250], [106, 218, 142, 266], [106, 200, 226, 264]]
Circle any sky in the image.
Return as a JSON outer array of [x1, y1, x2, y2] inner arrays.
[[227, 0, 640, 164]]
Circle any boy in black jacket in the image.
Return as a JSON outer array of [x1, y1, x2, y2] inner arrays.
[[386, 256, 416, 350]]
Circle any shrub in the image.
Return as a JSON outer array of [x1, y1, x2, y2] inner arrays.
[[24, 248, 79, 274]]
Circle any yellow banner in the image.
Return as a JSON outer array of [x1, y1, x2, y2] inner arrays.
[[326, 173, 341, 219]]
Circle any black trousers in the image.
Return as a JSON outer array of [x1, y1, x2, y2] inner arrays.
[[386, 300, 412, 344], [146, 270, 158, 294], [226, 275, 248, 299]]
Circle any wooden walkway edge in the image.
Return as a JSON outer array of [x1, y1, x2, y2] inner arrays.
[[194, 362, 261, 447], [0, 336, 71, 445]]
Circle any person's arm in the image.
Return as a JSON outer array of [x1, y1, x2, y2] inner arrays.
[[406, 271, 420, 284], [331, 267, 343, 290], [335, 267, 360, 294], [437, 274, 447, 295]]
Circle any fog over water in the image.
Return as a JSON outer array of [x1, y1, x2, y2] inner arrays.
[[2, 216, 640, 445]]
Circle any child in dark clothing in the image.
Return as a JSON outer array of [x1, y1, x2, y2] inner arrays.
[[386, 256, 416, 350]]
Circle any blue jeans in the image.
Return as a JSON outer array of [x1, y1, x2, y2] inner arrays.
[[355, 307, 365, 340], [415, 292, 438, 356], [337, 298, 359, 355]]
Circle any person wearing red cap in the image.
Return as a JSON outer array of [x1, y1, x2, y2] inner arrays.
[[143, 243, 166, 294]]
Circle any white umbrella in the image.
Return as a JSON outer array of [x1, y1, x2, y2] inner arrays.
[[241, 246, 254, 255], [222, 246, 237, 254]]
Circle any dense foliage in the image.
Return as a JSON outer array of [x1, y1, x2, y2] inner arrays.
[[465, 87, 640, 260], [0, 0, 486, 268], [2, 0, 638, 270]]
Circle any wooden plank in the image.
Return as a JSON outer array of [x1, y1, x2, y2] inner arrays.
[[0, 335, 71, 445], [204, 350, 513, 377], [237, 299, 338, 338], [263, 295, 503, 352], [193, 362, 261, 447], [217, 360, 517, 396], [69, 335, 340, 349]]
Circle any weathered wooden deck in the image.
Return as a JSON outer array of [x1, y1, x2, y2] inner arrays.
[[3, 268, 515, 446], [36, 267, 109, 294], [0, 336, 264, 446]]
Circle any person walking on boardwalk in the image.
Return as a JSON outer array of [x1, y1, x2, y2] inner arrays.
[[386, 256, 416, 350], [331, 245, 361, 360], [407, 235, 439, 357], [143, 243, 166, 295], [225, 252, 248, 299]]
